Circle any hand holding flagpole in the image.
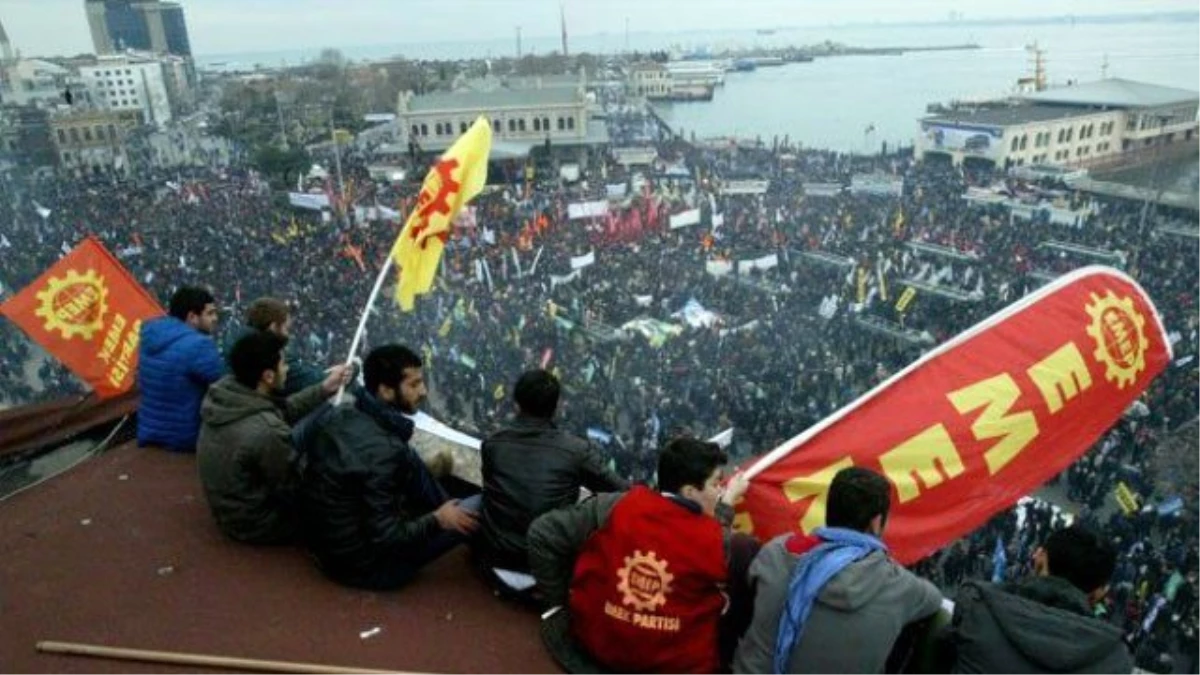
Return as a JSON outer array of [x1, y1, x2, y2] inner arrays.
[[334, 118, 494, 404]]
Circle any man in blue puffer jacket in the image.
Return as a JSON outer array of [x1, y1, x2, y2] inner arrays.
[[137, 286, 224, 452]]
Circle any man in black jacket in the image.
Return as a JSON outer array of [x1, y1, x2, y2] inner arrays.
[[476, 369, 629, 575], [942, 524, 1133, 673], [300, 344, 479, 591]]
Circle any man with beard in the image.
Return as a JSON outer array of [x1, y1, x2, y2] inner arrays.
[[137, 286, 225, 452], [300, 344, 480, 590], [197, 332, 350, 544]]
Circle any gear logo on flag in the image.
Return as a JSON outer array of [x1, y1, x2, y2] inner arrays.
[[616, 550, 674, 612], [411, 158, 460, 224], [34, 269, 108, 340], [1085, 291, 1148, 390]]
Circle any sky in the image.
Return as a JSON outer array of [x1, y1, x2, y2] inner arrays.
[[1, 0, 1196, 58]]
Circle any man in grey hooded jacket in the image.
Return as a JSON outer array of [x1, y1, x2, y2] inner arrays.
[[733, 467, 943, 673], [197, 331, 349, 544]]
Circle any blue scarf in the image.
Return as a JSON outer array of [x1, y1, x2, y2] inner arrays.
[[773, 527, 887, 674]]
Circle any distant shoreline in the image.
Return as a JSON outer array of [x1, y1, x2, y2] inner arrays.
[[193, 11, 1197, 65]]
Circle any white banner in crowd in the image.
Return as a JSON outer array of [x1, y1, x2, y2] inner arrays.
[[377, 204, 401, 221], [669, 208, 702, 230], [288, 192, 330, 211], [551, 270, 581, 289], [706, 260, 733, 277], [606, 184, 628, 199], [738, 253, 779, 274], [568, 201, 608, 220], [634, 295, 654, 307], [570, 251, 596, 270], [712, 213, 725, 229], [710, 428, 734, 449], [721, 180, 770, 195]]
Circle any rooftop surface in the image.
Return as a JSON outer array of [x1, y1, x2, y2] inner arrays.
[[923, 103, 1100, 128], [407, 87, 581, 113], [1022, 78, 1200, 109], [0, 439, 557, 673]]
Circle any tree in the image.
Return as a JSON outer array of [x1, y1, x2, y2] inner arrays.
[[253, 144, 311, 187]]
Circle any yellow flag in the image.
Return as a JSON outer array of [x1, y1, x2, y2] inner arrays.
[[391, 117, 492, 310]]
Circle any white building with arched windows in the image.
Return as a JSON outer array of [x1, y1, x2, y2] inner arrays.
[[916, 78, 1198, 172], [396, 76, 608, 164]]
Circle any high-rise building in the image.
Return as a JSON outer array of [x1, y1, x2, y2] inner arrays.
[[78, 53, 173, 127], [160, 3, 191, 57], [84, 1, 192, 57], [0, 16, 15, 63]]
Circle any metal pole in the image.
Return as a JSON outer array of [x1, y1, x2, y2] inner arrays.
[[329, 105, 347, 228], [1131, 115, 1169, 275], [275, 93, 288, 149]]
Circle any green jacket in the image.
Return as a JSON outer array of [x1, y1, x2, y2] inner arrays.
[[197, 375, 327, 544]]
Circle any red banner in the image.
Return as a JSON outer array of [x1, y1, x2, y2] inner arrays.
[[735, 266, 1172, 564], [0, 237, 164, 399]]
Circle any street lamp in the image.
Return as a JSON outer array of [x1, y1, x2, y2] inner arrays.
[[1131, 113, 1171, 275]]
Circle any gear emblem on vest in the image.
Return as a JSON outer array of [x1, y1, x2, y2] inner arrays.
[[1084, 290, 1148, 390], [616, 550, 674, 612]]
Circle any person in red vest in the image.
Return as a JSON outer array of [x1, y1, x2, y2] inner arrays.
[[528, 437, 757, 673]]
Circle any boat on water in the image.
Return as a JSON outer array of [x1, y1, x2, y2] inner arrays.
[[749, 56, 785, 67], [732, 59, 757, 72], [756, 28, 777, 35], [0, 394, 554, 673], [664, 60, 726, 87]]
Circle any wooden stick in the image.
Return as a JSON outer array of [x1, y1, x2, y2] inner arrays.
[[36, 641, 400, 674]]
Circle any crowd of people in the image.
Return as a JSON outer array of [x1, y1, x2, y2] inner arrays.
[[1, 104, 1197, 670]]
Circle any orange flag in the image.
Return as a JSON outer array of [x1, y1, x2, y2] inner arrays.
[[0, 237, 164, 398]]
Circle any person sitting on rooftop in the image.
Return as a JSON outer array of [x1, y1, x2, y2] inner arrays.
[[137, 285, 224, 452], [197, 331, 349, 544], [476, 369, 629, 581], [938, 524, 1132, 674], [229, 297, 326, 397], [528, 437, 758, 673], [300, 344, 480, 591], [733, 466, 943, 674]]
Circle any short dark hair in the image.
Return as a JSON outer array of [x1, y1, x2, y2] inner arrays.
[[514, 369, 560, 418], [169, 286, 215, 321], [825, 467, 891, 532], [229, 331, 287, 389], [657, 437, 727, 495], [1043, 525, 1117, 594], [363, 344, 422, 393], [245, 297, 289, 331]]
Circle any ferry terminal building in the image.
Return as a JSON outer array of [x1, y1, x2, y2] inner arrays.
[[916, 78, 1198, 172]]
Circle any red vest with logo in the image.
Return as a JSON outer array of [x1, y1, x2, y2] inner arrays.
[[568, 486, 727, 673]]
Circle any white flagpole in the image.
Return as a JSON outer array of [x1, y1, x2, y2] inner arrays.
[[334, 254, 394, 404], [529, 245, 545, 276]]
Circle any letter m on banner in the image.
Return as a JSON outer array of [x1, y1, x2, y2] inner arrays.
[[0, 237, 164, 399], [733, 266, 1171, 564]]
